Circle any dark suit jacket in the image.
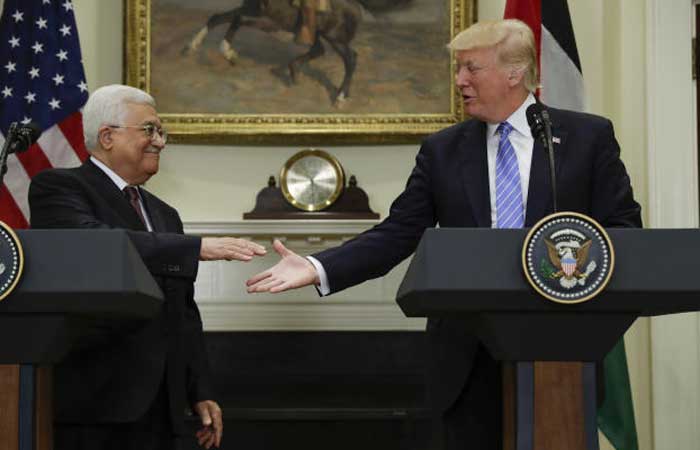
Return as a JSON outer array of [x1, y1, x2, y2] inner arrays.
[[314, 107, 642, 413], [28, 159, 213, 434]]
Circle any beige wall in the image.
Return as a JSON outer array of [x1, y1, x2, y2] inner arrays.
[[73, 0, 655, 448]]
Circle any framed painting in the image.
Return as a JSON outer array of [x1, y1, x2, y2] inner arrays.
[[124, 0, 477, 144]]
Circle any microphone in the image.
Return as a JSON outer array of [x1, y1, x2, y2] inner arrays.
[[526, 103, 551, 147], [8, 122, 42, 154], [526, 103, 557, 213], [1, 122, 42, 187]]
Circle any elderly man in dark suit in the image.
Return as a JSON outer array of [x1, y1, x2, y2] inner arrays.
[[29, 84, 267, 450], [246, 19, 641, 450]]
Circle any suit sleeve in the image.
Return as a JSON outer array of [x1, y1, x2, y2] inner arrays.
[[314, 141, 438, 294], [590, 119, 643, 228], [29, 169, 201, 279]]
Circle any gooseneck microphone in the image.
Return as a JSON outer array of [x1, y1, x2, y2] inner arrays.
[[526, 103, 557, 213], [1, 121, 42, 187]]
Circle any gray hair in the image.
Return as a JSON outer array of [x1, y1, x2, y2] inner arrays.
[[82, 84, 156, 151], [448, 19, 538, 92]]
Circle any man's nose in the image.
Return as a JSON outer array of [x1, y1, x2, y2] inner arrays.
[[152, 135, 166, 148], [455, 68, 471, 87]]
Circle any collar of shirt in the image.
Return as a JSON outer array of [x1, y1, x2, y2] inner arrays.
[[486, 93, 537, 139], [89, 156, 153, 231], [90, 156, 131, 191]]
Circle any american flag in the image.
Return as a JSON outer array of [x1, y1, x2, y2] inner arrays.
[[0, 0, 88, 229]]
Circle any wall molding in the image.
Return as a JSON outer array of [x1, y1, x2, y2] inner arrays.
[[185, 220, 424, 331]]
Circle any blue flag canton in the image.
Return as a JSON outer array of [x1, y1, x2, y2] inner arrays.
[[0, 0, 88, 135]]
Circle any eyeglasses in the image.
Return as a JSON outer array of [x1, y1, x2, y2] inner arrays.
[[108, 123, 168, 144]]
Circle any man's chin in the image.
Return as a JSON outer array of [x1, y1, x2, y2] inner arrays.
[[462, 105, 478, 118]]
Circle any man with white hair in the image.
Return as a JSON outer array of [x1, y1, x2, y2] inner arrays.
[[246, 19, 641, 449], [29, 84, 266, 450]]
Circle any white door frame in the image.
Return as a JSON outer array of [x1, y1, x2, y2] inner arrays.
[[646, 0, 700, 448]]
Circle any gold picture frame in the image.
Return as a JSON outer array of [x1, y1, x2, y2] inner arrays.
[[125, 0, 477, 144]]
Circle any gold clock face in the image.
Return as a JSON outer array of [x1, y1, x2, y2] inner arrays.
[[280, 149, 345, 211]]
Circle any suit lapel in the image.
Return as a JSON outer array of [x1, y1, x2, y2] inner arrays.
[[140, 190, 167, 232], [80, 159, 148, 231], [459, 121, 491, 227], [525, 119, 568, 226]]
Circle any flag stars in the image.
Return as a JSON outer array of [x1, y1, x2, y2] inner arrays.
[[21, 116, 32, 125], [25, 92, 36, 104], [28, 67, 40, 79], [36, 17, 48, 30], [53, 74, 65, 86], [62, 1, 73, 12], [8, 36, 20, 48], [56, 50, 68, 62], [77, 81, 88, 92], [49, 98, 61, 110], [2, 86, 13, 98], [42, 0, 52, 4], [32, 42, 44, 54], [4, 61, 17, 73], [59, 24, 72, 37], [12, 10, 24, 23]]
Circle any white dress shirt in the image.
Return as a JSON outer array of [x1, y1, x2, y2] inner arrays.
[[90, 156, 154, 231], [310, 94, 537, 295]]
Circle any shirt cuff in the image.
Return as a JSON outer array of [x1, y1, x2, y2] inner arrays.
[[306, 256, 330, 296]]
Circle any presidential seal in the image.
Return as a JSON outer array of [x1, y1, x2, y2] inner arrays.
[[522, 212, 614, 304], [0, 221, 24, 302]]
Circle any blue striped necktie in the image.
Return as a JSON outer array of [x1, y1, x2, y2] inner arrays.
[[495, 122, 524, 228]]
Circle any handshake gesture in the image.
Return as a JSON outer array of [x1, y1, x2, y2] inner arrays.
[[199, 237, 319, 293]]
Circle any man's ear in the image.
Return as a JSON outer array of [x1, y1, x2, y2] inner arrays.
[[97, 126, 114, 150], [507, 67, 525, 87]]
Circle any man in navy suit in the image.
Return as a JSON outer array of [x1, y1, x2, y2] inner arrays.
[[246, 19, 641, 449], [30, 84, 267, 450]]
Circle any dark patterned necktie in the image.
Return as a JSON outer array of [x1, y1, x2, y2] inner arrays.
[[123, 186, 146, 226]]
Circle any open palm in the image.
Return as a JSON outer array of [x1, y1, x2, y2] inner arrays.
[[246, 239, 319, 293]]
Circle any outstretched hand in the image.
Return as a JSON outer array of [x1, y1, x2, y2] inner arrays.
[[246, 239, 319, 293], [200, 237, 266, 262]]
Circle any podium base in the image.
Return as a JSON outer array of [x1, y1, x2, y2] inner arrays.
[[0, 365, 52, 450], [503, 362, 599, 450]]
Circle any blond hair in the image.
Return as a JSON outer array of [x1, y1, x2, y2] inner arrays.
[[448, 19, 538, 92]]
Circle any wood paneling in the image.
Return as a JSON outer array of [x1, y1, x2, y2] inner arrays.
[[533, 362, 585, 450], [0, 364, 19, 450]]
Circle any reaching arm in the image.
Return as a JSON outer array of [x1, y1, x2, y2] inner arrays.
[[29, 169, 266, 276]]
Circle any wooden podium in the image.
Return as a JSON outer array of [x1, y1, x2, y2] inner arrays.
[[397, 228, 700, 450], [0, 230, 163, 450]]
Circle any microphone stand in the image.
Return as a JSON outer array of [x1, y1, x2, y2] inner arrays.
[[0, 123, 19, 190], [540, 110, 558, 213]]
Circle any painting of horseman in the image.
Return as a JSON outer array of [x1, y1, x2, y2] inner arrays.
[[146, 0, 456, 114]]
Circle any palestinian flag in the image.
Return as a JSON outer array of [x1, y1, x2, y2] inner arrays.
[[504, 0, 584, 111], [504, 1, 640, 450]]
